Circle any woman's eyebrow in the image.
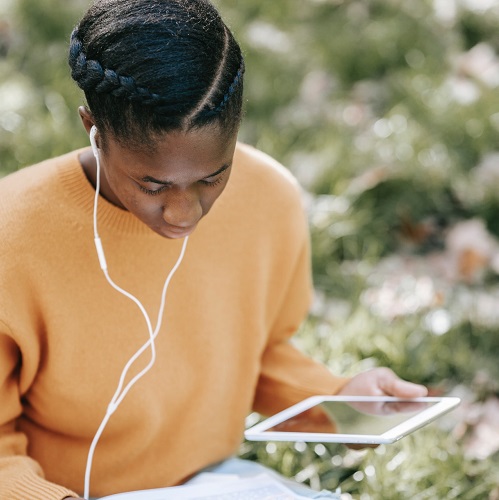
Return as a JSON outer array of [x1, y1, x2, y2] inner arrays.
[[140, 163, 231, 185]]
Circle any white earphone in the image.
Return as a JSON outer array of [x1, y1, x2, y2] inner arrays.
[[89, 124, 99, 156], [89, 125, 107, 270], [83, 125, 189, 499]]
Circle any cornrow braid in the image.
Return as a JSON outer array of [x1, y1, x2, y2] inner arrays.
[[69, 29, 163, 107], [207, 60, 245, 117], [69, 26, 244, 119]]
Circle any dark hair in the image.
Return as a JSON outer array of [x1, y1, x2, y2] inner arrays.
[[69, 0, 244, 149]]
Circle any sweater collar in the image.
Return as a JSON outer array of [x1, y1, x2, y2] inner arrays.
[[58, 148, 158, 236]]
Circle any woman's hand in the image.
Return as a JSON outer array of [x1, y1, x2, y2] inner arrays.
[[337, 367, 428, 399], [337, 367, 428, 416], [335, 367, 428, 449]]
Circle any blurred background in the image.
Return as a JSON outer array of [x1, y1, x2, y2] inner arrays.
[[1, 0, 499, 497]]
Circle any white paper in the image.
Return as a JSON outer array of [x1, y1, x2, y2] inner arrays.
[[99, 473, 301, 499]]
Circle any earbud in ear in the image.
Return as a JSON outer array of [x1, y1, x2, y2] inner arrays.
[[89, 125, 99, 159]]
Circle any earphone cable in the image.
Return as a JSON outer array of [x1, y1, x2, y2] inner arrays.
[[84, 127, 188, 499]]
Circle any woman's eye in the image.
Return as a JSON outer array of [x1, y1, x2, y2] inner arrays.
[[138, 184, 167, 195], [200, 169, 229, 187], [200, 176, 224, 187], [138, 169, 227, 194]]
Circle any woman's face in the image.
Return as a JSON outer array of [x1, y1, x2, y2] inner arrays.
[[95, 126, 238, 239]]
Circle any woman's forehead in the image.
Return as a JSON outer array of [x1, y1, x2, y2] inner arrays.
[[106, 127, 238, 180]]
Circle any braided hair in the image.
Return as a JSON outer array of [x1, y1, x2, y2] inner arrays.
[[68, 0, 244, 150]]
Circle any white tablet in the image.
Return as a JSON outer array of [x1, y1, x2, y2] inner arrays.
[[244, 396, 460, 445]]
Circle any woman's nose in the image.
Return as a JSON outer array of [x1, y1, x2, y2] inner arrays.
[[162, 187, 203, 228]]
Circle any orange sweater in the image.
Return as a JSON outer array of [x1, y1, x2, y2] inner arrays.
[[0, 143, 349, 499]]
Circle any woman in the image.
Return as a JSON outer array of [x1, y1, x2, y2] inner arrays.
[[0, 1, 426, 498]]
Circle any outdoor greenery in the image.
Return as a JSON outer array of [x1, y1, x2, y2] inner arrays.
[[1, 0, 498, 498]]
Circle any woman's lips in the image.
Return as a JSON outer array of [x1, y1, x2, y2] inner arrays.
[[160, 223, 197, 239]]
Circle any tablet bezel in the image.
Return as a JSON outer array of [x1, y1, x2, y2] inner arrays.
[[244, 396, 460, 445]]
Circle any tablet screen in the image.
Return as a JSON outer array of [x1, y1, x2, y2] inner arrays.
[[266, 400, 436, 435], [245, 396, 460, 444]]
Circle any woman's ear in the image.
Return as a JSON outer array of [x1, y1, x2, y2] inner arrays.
[[78, 106, 95, 135]]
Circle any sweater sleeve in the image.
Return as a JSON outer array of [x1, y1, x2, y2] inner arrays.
[[0, 328, 79, 500], [252, 224, 350, 417]]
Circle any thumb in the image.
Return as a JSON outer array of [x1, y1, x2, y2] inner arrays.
[[378, 370, 428, 398]]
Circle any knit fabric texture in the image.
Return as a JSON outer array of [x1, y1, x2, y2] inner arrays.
[[0, 143, 349, 499]]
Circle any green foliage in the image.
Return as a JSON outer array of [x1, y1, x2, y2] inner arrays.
[[240, 430, 499, 499], [0, 0, 87, 174], [219, 0, 499, 496]]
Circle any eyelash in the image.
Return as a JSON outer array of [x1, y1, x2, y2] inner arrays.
[[138, 173, 225, 195], [200, 176, 225, 187], [138, 185, 167, 196]]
